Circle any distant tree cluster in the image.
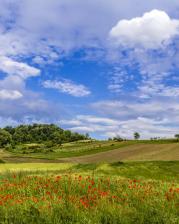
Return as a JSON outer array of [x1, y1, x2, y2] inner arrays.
[[108, 135, 127, 142], [0, 124, 90, 148], [108, 132, 141, 141]]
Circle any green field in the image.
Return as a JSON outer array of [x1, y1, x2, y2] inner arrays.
[[0, 141, 178, 223], [1, 140, 179, 163], [0, 161, 178, 223], [0, 161, 179, 181]]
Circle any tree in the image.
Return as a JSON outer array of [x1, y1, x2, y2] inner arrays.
[[134, 132, 140, 140], [51, 131, 62, 145], [113, 135, 123, 142], [1, 124, 88, 146], [0, 129, 12, 147], [174, 134, 179, 142], [4, 126, 15, 135], [85, 133, 90, 139]]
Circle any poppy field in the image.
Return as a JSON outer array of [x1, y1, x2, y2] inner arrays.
[[0, 162, 178, 224]]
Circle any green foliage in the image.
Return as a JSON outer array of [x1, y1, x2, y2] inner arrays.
[[113, 135, 124, 142], [134, 132, 140, 140], [0, 129, 12, 147], [10, 141, 134, 160], [2, 124, 89, 148], [0, 164, 178, 224], [174, 134, 179, 141], [4, 143, 13, 151]]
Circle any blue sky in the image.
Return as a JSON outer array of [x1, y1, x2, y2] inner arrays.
[[0, 0, 179, 139]]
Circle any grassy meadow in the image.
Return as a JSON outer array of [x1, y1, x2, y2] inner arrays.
[[0, 161, 178, 223], [0, 140, 179, 223]]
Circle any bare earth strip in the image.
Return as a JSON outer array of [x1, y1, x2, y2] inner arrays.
[[58, 143, 179, 163]]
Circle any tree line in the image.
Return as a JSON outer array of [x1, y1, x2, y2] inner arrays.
[[109, 132, 179, 142], [0, 124, 89, 148]]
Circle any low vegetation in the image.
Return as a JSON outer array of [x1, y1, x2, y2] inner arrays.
[[0, 161, 178, 224]]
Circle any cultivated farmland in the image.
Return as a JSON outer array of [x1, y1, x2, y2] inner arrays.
[[0, 140, 179, 163]]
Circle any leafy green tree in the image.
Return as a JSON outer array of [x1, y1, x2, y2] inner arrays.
[[0, 129, 12, 147], [113, 135, 123, 142], [4, 126, 15, 135], [51, 131, 62, 145], [3, 124, 88, 146], [174, 134, 179, 142], [134, 132, 140, 140]]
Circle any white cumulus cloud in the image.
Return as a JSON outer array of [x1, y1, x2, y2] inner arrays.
[[0, 89, 23, 100], [43, 79, 91, 97], [110, 9, 179, 49], [0, 56, 40, 79]]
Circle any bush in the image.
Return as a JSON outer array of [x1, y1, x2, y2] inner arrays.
[[0, 129, 12, 147], [4, 144, 13, 151], [45, 141, 55, 148]]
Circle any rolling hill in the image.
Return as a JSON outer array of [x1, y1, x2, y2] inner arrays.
[[0, 141, 178, 163]]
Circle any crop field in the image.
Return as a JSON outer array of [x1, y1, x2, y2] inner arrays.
[[0, 161, 178, 223], [1, 140, 179, 163]]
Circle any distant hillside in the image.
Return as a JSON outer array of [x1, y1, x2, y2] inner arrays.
[[0, 124, 89, 149], [59, 142, 179, 163]]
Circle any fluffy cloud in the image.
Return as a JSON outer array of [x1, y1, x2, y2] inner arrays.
[[61, 115, 120, 135], [60, 113, 178, 139], [91, 100, 179, 119], [1, 1, 178, 59], [0, 57, 40, 101], [107, 35, 179, 99], [0, 1, 179, 138], [89, 99, 179, 138], [43, 80, 91, 97], [0, 89, 22, 100], [61, 115, 117, 126], [0, 57, 60, 120], [0, 57, 40, 79], [138, 81, 179, 98], [104, 117, 178, 139], [110, 10, 179, 49]]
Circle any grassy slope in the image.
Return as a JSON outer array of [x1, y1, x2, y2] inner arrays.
[[0, 140, 179, 163], [2, 141, 136, 161], [59, 143, 179, 163], [0, 161, 178, 182], [0, 161, 178, 224]]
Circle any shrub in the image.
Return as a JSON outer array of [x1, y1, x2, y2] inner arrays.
[[0, 129, 12, 147]]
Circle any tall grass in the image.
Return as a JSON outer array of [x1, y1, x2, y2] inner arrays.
[[0, 169, 178, 223]]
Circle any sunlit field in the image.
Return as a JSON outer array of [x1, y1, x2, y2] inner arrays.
[[0, 162, 178, 224]]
